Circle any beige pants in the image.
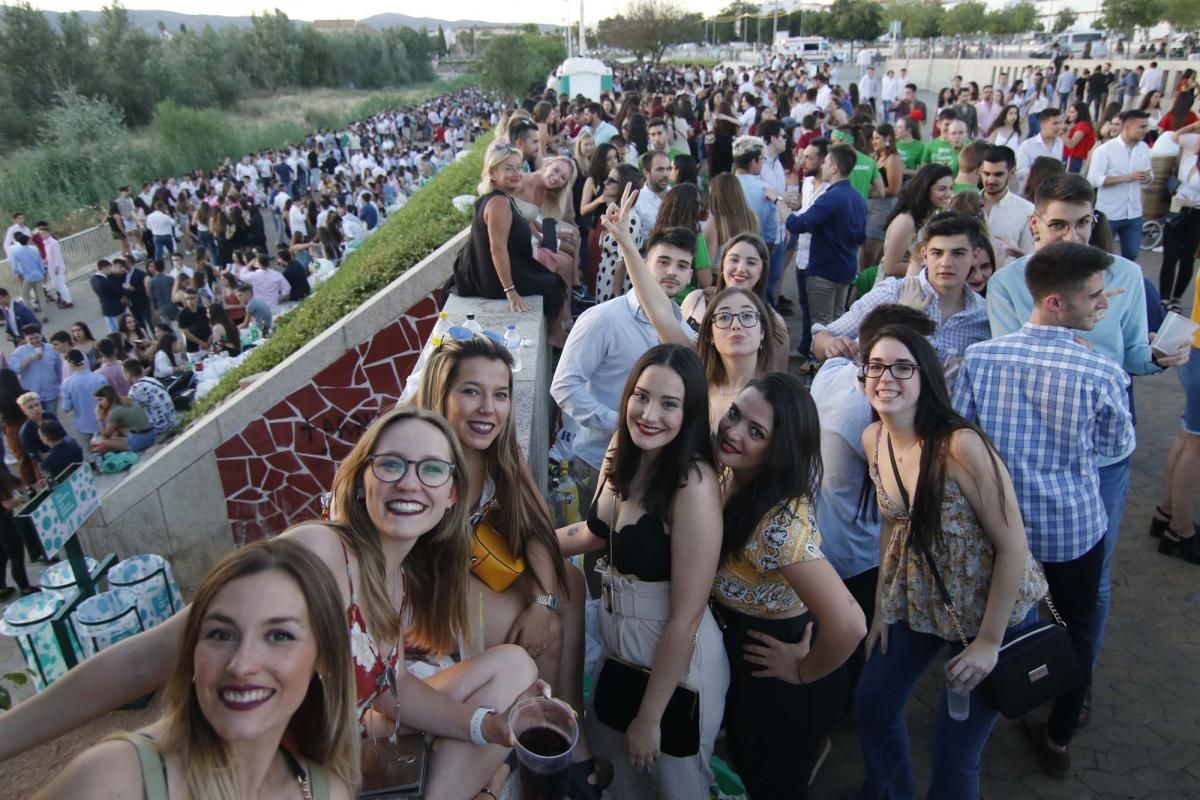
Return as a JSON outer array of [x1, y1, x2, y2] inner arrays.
[[586, 574, 729, 800]]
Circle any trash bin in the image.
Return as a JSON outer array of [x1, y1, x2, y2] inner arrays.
[[107, 554, 181, 629], [71, 588, 146, 658], [39, 556, 100, 603], [0, 592, 83, 690]]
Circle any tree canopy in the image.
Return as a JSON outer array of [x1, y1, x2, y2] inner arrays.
[[596, 0, 704, 62], [1101, 0, 1165, 33], [479, 30, 565, 99], [0, 1, 436, 147]]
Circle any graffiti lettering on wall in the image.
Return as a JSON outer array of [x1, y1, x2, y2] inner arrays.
[[299, 411, 375, 456]]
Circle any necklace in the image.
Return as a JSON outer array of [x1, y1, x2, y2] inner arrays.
[[890, 434, 922, 464]]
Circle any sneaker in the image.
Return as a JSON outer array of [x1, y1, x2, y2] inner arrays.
[[1022, 717, 1070, 779]]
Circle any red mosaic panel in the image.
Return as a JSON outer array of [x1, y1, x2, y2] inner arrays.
[[216, 292, 440, 544]]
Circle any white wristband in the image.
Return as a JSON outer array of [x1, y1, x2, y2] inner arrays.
[[469, 706, 496, 746]]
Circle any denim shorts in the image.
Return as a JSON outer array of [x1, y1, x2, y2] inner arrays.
[[127, 430, 157, 452], [1182, 349, 1200, 436]]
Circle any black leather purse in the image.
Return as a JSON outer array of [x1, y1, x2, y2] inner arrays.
[[887, 434, 1082, 720], [591, 495, 701, 758]]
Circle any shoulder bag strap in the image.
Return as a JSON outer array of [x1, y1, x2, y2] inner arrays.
[[114, 733, 170, 800]]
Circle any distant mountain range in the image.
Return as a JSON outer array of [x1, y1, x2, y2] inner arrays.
[[40, 9, 557, 32]]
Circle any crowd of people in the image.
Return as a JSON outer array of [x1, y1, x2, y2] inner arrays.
[[0, 54, 1197, 800]]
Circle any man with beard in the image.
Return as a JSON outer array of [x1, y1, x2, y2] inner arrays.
[[980, 146, 1035, 265]]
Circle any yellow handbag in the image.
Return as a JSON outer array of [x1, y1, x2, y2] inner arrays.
[[470, 510, 525, 593]]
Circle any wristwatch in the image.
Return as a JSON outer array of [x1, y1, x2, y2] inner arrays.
[[529, 594, 559, 610]]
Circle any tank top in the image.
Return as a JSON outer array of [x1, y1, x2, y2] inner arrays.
[[115, 733, 331, 799], [341, 541, 402, 735]]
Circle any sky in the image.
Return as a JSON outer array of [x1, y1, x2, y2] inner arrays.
[[24, 0, 733, 26]]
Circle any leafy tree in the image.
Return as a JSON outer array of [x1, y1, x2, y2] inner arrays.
[[436, 25, 448, 57], [596, 0, 703, 62], [1101, 0, 1165, 32], [480, 31, 565, 99], [0, 2, 65, 110], [986, 0, 1039, 34], [713, 1, 759, 44], [1162, 0, 1200, 29], [940, 0, 987, 36], [826, 0, 884, 41], [1053, 8, 1078, 33], [883, 0, 945, 40]]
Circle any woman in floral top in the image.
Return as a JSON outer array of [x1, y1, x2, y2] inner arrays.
[[855, 320, 1046, 800], [711, 372, 867, 798]]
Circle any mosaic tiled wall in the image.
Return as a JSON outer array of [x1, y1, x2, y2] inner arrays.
[[214, 293, 440, 543]]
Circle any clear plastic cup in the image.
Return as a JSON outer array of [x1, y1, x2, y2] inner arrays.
[[508, 696, 578, 800], [945, 664, 970, 722], [1152, 311, 1200, 357]]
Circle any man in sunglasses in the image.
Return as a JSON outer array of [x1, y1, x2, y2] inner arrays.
[[986, 173, 1190, 734]]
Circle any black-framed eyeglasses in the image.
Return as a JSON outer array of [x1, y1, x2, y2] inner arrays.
[[367, 455, 456, 487], [712, 310, 762, 329], [860, 361, 920, 380], [1035, 212, 1097, 237]]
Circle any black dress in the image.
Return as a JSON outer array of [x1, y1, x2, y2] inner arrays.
[[453, 190, 565, 319]]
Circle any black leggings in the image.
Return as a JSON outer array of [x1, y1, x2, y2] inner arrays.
[[716, 605, 849, 800], [0, 511, 31, 591], [1160, 208, 1200, 302]]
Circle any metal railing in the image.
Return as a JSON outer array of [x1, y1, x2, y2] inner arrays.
[[0, 223, 119, 293]]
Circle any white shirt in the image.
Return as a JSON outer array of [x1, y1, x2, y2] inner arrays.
[[738, 106, 757, 135], [816, 85, 832, 110], [288, 205, 308, 237], [1140, 67, 1162, 94], [1087, 136, 1153, 221], [145, 210, 176, 237], [882, 75, 901, 102], [794, 177, 829, 271], [1016, 135, 1065, 190], [984, 190, 1036, 265], [3, 223, 29, 259], [235, 162, 258, 184], [633, 188, 663, 229], [255, 157, 273, 177]]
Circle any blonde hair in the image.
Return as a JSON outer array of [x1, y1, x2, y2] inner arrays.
[[477, 142, 523, 196], [413, 337, 567, 596], [154, 540, 360, 799], [16, 391, 40, 408], [540, 156, 577, 221], [707, 173, 759, 251], [330, 406, 470, 655], [573, 129, 594, 176]]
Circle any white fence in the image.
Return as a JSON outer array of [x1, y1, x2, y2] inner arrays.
[[0, 223, 119, 293]]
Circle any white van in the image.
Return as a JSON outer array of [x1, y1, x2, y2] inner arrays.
[[777, 36, 835, 63], [1055, 30, 1108, 58]]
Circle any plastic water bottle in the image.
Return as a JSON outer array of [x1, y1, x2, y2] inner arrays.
[[430, 311, 451, 347], [463, 314, 483, 335], [556, 461, 580, 524], [247, 319, 259, 344], [946, 665, 969, 721], [504, 323, 522, 373]]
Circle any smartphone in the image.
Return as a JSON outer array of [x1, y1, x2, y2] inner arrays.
[[542, 217, 558, 253]]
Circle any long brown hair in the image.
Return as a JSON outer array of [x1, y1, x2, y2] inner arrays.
[[330, 406, 470, 655], [156, 540, 360, 799], [707, 174, 758, 252], [413, 336, 567, 596]]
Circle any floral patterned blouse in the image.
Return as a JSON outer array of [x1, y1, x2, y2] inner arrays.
[[713, 497, 824, 616], [869, 429, 1047, 641]]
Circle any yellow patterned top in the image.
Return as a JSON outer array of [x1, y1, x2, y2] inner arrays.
[[713, 497, 824, 616]]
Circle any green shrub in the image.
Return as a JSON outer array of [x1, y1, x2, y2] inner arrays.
[[179, 131, 493, 426]]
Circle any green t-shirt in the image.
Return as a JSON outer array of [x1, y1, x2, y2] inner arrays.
[[849, 151, 881, 200], [108, 402, 150, 433], [921, 138, 959, 169], [952, 182, 980, 194], [897, 139, 925, 171], [675, 234, 712, 304]]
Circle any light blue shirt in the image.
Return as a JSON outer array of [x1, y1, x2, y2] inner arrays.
[[12, 343, 63, 403], [987, 250, 1155, 466], [736, 173, 779, 244], [60, 369, 110, 435], [551, 293, 697, 471], [593, 120, 619, 146], [10, 244, 46, 283], [811, 358, 880, 579]]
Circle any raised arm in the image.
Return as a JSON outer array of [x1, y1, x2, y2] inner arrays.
[[599, 185, 692, 348]]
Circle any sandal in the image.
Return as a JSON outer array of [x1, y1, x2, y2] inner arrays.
[[1158, 528, 1200, 564], [1149, 505, 1172, 538], [567, 757, 612, 800]]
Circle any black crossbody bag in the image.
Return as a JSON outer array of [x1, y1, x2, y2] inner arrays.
[[591, 497, 701, 757], [886, 435, 1082, 720]]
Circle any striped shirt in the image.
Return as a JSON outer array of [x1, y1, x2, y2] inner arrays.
[[952, 324, 1134, 563]]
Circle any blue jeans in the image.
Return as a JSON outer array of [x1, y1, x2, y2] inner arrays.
[[767, 239, 788, 305], [856, 622, 1009, 800], [153, 234, 174, 263], [104, 315, 121, 333], [1108, 216, 1143, 262], [1091, 455, 1132, 665]]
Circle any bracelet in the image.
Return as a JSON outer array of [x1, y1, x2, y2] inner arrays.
[[502, 285, 516, 294], [469, 706, 496, 746]]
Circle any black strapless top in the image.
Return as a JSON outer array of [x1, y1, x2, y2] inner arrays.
[[587, 499, 672, 582]]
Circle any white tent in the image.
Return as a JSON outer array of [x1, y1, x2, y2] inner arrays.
[[550, 57, 613, 101]]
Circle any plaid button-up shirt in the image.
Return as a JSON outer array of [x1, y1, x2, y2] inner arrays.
[[953, 324, 1134, 563]]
